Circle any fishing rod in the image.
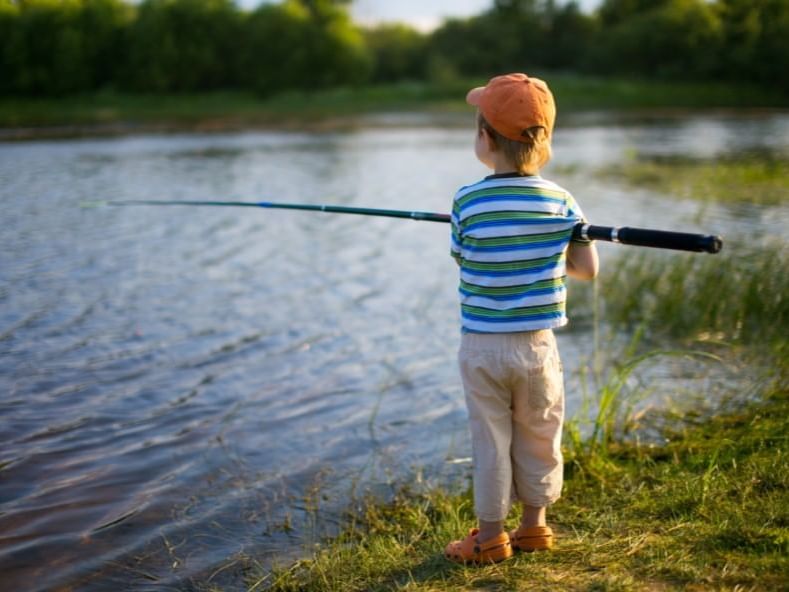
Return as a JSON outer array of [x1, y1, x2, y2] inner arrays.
[[87, 199, 723, 254]]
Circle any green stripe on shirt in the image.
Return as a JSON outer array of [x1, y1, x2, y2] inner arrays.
[[456, 186, 567, 209], [460, 277, 564, 297], [461, 252, 565, 273], [461, 301, 566, 319], [462, 229, 571, 249]]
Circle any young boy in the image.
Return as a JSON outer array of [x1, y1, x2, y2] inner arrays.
[[445, 73, 599, 564]]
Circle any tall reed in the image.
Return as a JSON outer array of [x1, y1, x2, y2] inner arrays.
[[564, 241, 787, 464], [564, 329, 722, 464], [574, 242, 788, 356]]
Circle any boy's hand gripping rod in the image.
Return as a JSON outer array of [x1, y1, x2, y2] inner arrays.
[[89, 199, 723, 253]]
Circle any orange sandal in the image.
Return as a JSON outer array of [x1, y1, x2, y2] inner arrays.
[[444, 528, 513, 564], [509, 525, 554, 552]]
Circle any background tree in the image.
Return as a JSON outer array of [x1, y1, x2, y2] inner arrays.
[[78, 0, 131, 90], [240, 0, 370, 95], [0, 0, 21, 94], [0, 0, 787, 98], [301, 0, 371, 88], [593, 0, 723, 79], [1, 0, 129, 95], [363, 23, 427, 83], [542, 2, 597, 71], [718, 0, 789, 93], [123, 0, 242, 92]]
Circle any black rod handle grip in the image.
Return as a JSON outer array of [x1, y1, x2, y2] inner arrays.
[[574, 224, 722, 253]]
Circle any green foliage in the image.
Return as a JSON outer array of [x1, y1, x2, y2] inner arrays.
[[0, 0, 370, 96], [0, 0, 788, 99], [124, 0, 242, 92], [428, 6, 550, 76], [717, 0, 789, 93], [0, 0, 130, 95], [241, 0, 370, 96], [544, 2, 599, 70], [593, 0, 724, 79], [240, 1, 312, 94], [0, 1, 21, 94], [598, 0, 673, 25], [363, 24, 427, 83]]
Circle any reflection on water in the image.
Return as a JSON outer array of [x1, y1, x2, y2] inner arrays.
[[0, 112, 787, 590]]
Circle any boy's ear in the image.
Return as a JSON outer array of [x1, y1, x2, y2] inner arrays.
[[480, 126, 497, 151]]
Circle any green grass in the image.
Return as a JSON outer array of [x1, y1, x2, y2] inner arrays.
[[0, 83, 464, 131], [596, 153, 789, 206], [251, 381, 788, 591], [587, 244, 789, 355], [543, 72, 788, 112], [564, 342, 724, 460], [1, 73, 787, 134], [243, 241, 789, 591]]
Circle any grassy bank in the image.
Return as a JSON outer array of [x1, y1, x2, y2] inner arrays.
[[0, 84, 462, 130], [1, 74, 787, 136], [581, 244, 789, 352], [253, 380, 787, 591], [597, 153, 789, 206], [244, 241, 788, 591]]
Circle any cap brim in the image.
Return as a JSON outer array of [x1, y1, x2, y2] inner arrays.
[[466, 87, 485, 106]]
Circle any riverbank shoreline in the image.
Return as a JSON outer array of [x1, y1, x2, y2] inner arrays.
[[252, 237, 789, 591], [3, 75, 788, 142], [255, 379, 788, 591], [4, 107, 789, 143], [7, 112, 789, 145]]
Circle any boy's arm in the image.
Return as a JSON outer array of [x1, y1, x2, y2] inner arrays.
[[564, 193, 598, 280], [566, 241, 599, 280]]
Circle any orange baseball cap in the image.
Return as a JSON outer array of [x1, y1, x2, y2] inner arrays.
[[466, 73, 556, 142]]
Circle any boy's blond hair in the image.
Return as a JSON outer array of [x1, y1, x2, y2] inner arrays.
[[477, 112, 552, 174]]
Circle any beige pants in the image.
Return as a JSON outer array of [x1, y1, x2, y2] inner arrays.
[[459, 330, 564, 522]]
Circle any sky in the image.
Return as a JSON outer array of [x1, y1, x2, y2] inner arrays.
[[246, 1, 603, 32], [351, 0, 602, 31]]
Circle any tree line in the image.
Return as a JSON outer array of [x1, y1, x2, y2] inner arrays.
[[1, 0, 787, 97]]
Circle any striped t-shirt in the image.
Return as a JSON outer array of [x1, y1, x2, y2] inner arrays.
[[450, 173, 587, 334]]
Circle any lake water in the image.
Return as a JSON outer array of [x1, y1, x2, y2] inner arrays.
[[1, 111, 787, 590]]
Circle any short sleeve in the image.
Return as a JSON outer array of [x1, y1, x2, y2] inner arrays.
[[566, 193, 592, 244]]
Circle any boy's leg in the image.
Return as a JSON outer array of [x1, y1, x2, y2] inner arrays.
[[510, 330, 564, 549], [478, 518, 506, 542], [447, 335, 514, 564], [520, 504, 547, 528], [458, 334, 514, 538]]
